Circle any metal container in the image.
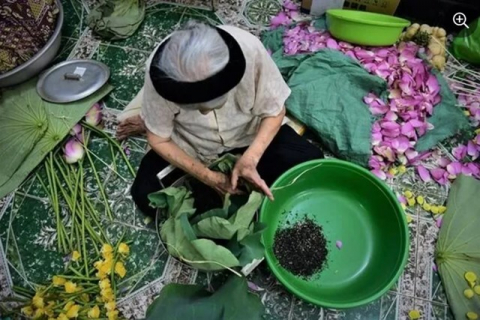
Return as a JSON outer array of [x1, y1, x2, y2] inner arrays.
[[0, 0, 64, 88]]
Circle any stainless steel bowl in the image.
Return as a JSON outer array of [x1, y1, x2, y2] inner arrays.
[[0, 0, 64, 88]]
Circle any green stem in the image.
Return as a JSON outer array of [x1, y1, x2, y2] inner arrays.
[[60, 275, 99, 281], [83, 122, 136, 177], [12, 286, 34, 298], [109, 142, 117, 172], [79, 161, 89, 276]]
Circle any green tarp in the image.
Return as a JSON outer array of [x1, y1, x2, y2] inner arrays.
[[0, 79, 113, 199], [262, 21, 468, 166]]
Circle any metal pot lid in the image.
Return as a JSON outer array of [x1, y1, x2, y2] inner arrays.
[[37, 60, 110, 103]]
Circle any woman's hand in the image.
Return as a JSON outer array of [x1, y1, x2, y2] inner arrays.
[[205, 171, 239, 195], [231, 154, 274, 200]]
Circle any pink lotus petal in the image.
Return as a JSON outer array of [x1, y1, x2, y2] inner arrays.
[[417, 165, 432, 182], [405, 149, 419, 160], [85, 103, 102, 126], [384, 111, 398, 122], [436, 217, 443, 228], [372, 132, 382, 146], [247, 281, 263, 291], [391, 136, 411, 154], [426, 74, 440, 96], [462, 164, 473, 176], [326, 38, 339, 50], [432, 263, 438, 272], [64, 138, 85, 164], [336, 240, 343, 249], [374, 146, 396, 162], [283, 0, 298, 11], [409, 119, 425, 128], [446, 161, 463, 177], [437, 157, 451, 168], [355, 49, 375, 61], [271, 12, 291, 28], [371, 169, 387, 180], [452, 145, 467, 160], [401, 123, 417, 139], [398, 195, 407, 204], [467, 163, 480, 176], [467, 141, 479, 160], [381, 121, 400, 131]]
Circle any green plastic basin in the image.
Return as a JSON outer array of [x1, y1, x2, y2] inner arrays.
[[326, 9, 411, 46], [260, 159, 409, 308]]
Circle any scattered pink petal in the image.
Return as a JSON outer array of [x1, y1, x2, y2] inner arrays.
[[283, 0, 298, 11], [437, 157, 451, 168], [271, 12, 291, 28], [467, 141, 479, 160], [247, 281, 263, 291], [336, 240, 343, 249], [452, 145, 467, 160], [371, 169, 387, 180], [436, 217, 443, 228], [417, 165, 432, 182], [432, 263, 438, 272]]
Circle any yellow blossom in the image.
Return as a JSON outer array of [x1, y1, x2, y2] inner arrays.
[[99, 279, 111, 290], [431, 206, 439, 214], [422, 203, 431, 211], [107, 310, 119, 320], [72, 251, 81, 262], [100, 259, 113, 275], [96, 270, 108, 279], [32, 294, 45, 308], [57, 313, 69, 320], [401, 203, 407, 210], [105, 301, 116, 311], [81, 293, 90, 302], [388, 167, 398, 176], [465, 272, 477, 283], [101, 244, 114, 258], [33, 308, 45, 319], [465, 289, 474, 299], [438, 206, 447, 214], [115, 262, 127, 278], [53, 276, 66, 286], [66, 304, 81, 318], [464, 110, 471, 116], [474, 285, 480, 295], [101, 288, 114, 302], [475, 128, 480, 134], [118, 243, 130, 256], [65, 281, 77, 293], [407, 198, 416, 207], [21, 306, 34, 316], [88, 306, 101, 318], [416, 196, 424, 205], [467, 312, 479, 320], [64, 301, 75, 312], [404, 190, 414, 198], [408, 309, 421, 320], [398, 165, 407, 174], [45, 301, 55, 317], [94, 260, 103, 270], [406, 215, 413, 223]]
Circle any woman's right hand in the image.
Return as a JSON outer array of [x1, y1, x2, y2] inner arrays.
[[205, 171, 239, 195]]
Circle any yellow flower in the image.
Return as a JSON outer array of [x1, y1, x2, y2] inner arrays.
[[57, 313, 69, 320], [404, 190, 414, 198], [66, 304, 81, 318], [398, 165, 407, 174], [88, 306, 101, 318], [430, 206, 439, 214], [72, 251, 81, 262], [475, 128, 480, 134], [438, 206, 447, 214], [388, 167, 398, 176], [465, 271, 477, 283], [99, 279, 111, 290], [53, 276, 66, 286], [65, 281, 77, 293], [406, 215, 413, 224], [105, 301, 116, 311], [33, 308, 45, 319], [118, 243, 130, 256], [416, 196, 424, 205], [45, 301, 55, 317], [465, 289, 474, 299], [96, 270, 108, 280], [408, 309, 421, 320], [21, 306, 34, 316], [64, 301, 75, 311], [32, 293, 45, 308], [107, 310, 119, 320], [94, 260, 103, 270], [422, 203, 431, 211], [100, 259, 113, 275], [101, 244, 114, 258], [467, 312, 479, 320], [474, 285, 480, 295], [115, 262, 127, 278], [407, 198, 416, 207], [81, 293, 90, 302], [464, 110, 471, 116], [101, 288, 114, 302]]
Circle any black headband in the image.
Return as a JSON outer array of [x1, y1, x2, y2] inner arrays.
[[149, 27, 246, 104]]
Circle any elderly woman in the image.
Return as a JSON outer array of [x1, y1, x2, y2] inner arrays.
[[118, 21, 323, 217]]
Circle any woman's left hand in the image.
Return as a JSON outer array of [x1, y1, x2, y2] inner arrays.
[[231, 154, 274, 201]]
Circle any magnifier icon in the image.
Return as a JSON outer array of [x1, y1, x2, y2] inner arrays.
[[453, 12, 470, 29]]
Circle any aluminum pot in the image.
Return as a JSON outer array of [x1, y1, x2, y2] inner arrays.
[[0, 0, 64, 88]]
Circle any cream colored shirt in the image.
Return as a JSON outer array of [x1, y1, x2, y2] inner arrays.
[[141, 25, 291, 163]]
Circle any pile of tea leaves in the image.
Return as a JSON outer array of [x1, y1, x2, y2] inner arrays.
[[273, 218, 328, 278]]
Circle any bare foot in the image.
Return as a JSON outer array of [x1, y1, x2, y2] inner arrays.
[[116, 115, 147, 140]]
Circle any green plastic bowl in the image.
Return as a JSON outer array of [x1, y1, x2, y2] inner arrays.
[[260, 159, 409, 308], [326, 9, 411, 46]]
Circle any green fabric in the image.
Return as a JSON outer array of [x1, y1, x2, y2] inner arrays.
[[262, 21, 469, 166], [0, 79, 113, 199], [416, 68, 470, 151], [87, 0, 145, 40], [436, 175, 480, 320], [451, 18, 480, 65]]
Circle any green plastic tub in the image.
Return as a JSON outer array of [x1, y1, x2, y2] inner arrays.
[[260, 159, 409, 308], [326, 9, 411, 46]]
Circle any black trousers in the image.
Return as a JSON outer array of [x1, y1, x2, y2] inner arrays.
[[131, 125, 323, 217]]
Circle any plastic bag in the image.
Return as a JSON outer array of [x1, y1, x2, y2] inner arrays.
[[451, 17, 480, 65]]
